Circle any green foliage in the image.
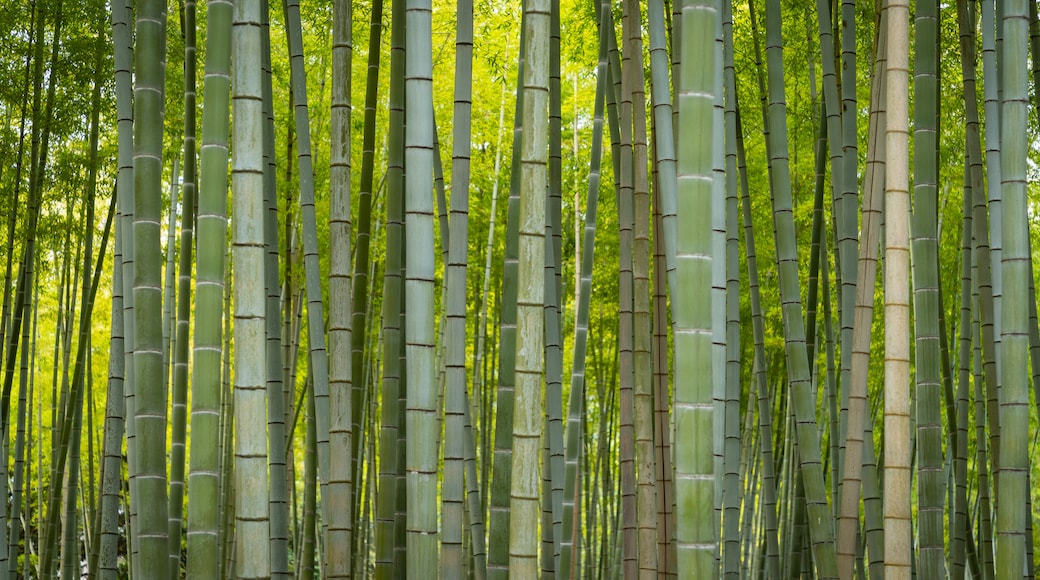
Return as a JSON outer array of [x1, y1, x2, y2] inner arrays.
[[7, 0, 1040, 576]]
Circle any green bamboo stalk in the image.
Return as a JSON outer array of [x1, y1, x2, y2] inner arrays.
[[486, 16, 525, 577], [971, 0, 1003, 488], [809, 109, 835, 516], [394, 280, 408, 575], [740, 426, 760, 579], [647, 0, 678, 572], [981, 0, 1003, 398], [167, 0, 197, 569], [441, 0, 473, 567], [374, 0, 404, 574], [25, 287, 38, 580], [431, 136, 450, 482], [838, 0, 858, 388], [187, 0, 231, 573], [860, 340, 886, 572], [403, 0, 437, 571], [432, 134, 451, 455], [218, 326, 233, 580], [260, 1, 290, 575], [910, 0, 944, 573], [472, 80, 506, 550], [748, 1, 784, 567], [62, 292, 88, 580], [544, 0, 566, 570], [582, 370, 597, 579], [1029, 267, 1040, 567], [760, 0, 838, 574], [283, 0, 332, 537], [673, 0, 719, 576], [463, 397, 487, 580], [348, 0, 383, 553], [113, 0, 137, 559], [93, 219, 124, 580], [1026, 7, 1040, 524], [734, 103, 780, 579], [721, 2, 740, 575], [327, 0, 354, 571], [161, 173, 177, 422], [1031, 0, 1040, 127], [592, 330, 619, 580], [220, 382, 236, 579], [18, 281, 38, 580], [0, 3, 36, 396], [359, 144, 384, 562], [301, 377, 318, 580], [360, 380, 380, 575], [598, 54, 624, 580], [481, 299, 496, 527], [284, 296, 300, 576], [560, 9, 607, 578], [973, 296, 996, 580], [647, 0, 678, 293], [670, 0, 681, 150], [84, 352, 97, 574], [350, 132, 382, 580], [1028, 474, 1037, 579], [951, 152, 973, 580], [47, 32, 75, 536], [131, 0, 170, 570], [996, 0, 1030, 576], [541, 436, 555, 577], [839, 0, 863, 493], [812, 0, 857, 416], [940, 283, 959, 575], [787, 426, 809, 577], [956, 4, 999, 575], [43, 238, 69, 575], [651, 173, 675, 580], [547, 0, 563, 314]]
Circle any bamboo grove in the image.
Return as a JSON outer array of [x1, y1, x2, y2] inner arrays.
[[4, 0, 1040, 577]]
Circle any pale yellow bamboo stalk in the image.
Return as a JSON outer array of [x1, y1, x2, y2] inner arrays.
[[883, 1, 911, 579]]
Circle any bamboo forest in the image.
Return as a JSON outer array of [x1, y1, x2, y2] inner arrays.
[[7, 0, 1040, 577]]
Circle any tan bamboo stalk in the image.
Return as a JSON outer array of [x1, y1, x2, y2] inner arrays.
[[883, 1, 911, 578], [615, 0, 638, 570], [835, 9, 887, 575], [508, 0, 549, 570], [231, 0, 271, 575], [620, 0, 658, 574]]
